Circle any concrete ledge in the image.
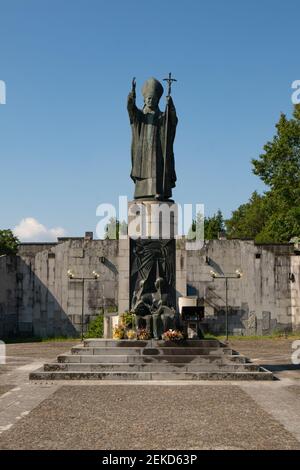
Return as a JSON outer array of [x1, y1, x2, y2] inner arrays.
[[83, 339, 222, 348], [43, 362, 261, 372], [71, 346, 233, 356], [30, 369, 274, 381], [57, 354, 248, 364]]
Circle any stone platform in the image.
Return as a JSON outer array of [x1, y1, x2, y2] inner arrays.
[[29, 339, 273, 381]]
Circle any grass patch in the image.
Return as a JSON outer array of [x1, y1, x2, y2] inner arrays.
[[1, 335, 79, 344], [41, 336, 79, 343]]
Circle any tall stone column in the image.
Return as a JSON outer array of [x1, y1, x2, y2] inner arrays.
[[118, 200, 179, 315], [128, 200, 178, 312]]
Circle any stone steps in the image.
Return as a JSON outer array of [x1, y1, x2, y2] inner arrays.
[[71, 346, 233, 356], [57, 354, 248, 364], [29, 339, 274, 381], [83, 339, 221, 348], [43, 362, 261, 372]]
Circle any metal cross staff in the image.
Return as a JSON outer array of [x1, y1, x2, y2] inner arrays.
[[163, 72, 177, 97], [162, 73, 177, 197]]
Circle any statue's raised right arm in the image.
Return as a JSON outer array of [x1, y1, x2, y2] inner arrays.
[[127, 77, 138, 124]]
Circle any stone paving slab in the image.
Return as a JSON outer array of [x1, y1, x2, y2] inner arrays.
[[0, 341, 77, 437], [5, 341, 79, 360], [228, 338, 299, 359], [287, 385, 300, 397], [239, 379, 300, 444], [0, 386, 14, 397], [0, 385, 299, 450], [0, 364, 60, 435], [229, 339, 300, 380]]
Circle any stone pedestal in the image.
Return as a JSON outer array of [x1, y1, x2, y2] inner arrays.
[[129, 200, 177, 316], [117, 200, 188, 318], [103, 311, 119, 338]]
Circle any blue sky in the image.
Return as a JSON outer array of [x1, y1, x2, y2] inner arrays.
[[0, 0, 299, 240]]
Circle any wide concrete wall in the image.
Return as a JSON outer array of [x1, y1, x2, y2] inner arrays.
[[186, 239, 300, 334], [0, 238, 299, 337], [0, 255, 18, 337], [0, 238, 118, 338]]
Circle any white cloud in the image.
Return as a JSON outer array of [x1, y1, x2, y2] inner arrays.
[[13, 217, 67, 242]]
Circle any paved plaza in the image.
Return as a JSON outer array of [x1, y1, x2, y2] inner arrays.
[[0, 339, 299, 450]]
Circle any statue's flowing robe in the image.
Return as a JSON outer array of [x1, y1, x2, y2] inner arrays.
[[127, 93, 177, 199]]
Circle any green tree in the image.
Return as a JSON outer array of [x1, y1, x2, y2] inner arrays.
[[227, 104, 300, 242], [0, 229, 19, 256], [252, 106, 300, 204], [104, 218, 127, 240], [187, 210, 225, 240], [225, 192, 269, 239], [205, 210, 225, 240]]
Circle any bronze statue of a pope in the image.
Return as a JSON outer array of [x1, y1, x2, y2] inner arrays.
[[127, 75, 177, 200]]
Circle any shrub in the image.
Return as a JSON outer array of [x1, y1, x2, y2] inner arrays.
[[119, 311, 135, 329], [84, 314, 104, 338]]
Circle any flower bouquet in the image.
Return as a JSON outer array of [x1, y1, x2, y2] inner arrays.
[[113, 324, 126, 340], [136, 328, 151, 340], [126, 329, 137, 340], [162, 329, 185, 343]]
